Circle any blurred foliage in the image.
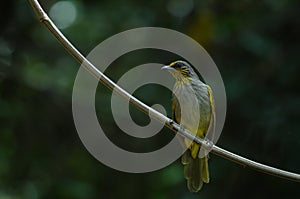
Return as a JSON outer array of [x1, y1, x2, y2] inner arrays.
[[1, 0, 300, 198]]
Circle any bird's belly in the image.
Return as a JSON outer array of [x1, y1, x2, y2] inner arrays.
[[174, 92, 201, 135], [173, 87, 211, 138]]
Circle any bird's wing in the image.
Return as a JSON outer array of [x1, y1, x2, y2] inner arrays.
[[205, 85, 216, 142], [171, 94, 180, 124], [171, 94, 177, 121]]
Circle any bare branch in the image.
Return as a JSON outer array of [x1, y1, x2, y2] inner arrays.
[[28, 0, 300, 182]]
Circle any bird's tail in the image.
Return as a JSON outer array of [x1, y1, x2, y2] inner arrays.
[[181, 148, 209, 192]]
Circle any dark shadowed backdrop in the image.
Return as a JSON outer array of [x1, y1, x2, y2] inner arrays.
[[0, 0, 299, 198]]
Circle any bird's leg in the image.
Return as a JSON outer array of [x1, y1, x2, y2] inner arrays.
[[179, 124, 185, 134], [178, 124, 193, 150], [198, 139, 214, 158]]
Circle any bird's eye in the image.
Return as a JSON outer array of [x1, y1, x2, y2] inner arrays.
[[174, 62, 184, 69]]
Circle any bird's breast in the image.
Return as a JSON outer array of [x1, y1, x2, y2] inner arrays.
[[172, 81, 211, 137]]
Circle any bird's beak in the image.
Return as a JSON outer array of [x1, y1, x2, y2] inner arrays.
[[161, 65, 174, 70]]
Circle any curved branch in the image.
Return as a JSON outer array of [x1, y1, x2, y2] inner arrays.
[[28, 0, 300, 182]]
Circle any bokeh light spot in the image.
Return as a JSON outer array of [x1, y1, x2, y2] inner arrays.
[[167, 0, 194, 18], [49, 1, 77, 29]]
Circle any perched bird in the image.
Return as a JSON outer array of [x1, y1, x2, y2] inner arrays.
[[162, 60, 215, 192]]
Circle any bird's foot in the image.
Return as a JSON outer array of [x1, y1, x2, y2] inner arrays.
[[179, 124, 185, 133], [203, 139, 214, 151]]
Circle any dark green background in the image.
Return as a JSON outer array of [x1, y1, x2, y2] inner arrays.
[[1, 0, 299, 198]]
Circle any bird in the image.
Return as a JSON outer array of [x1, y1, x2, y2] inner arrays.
[[162, 60, 216, 192]]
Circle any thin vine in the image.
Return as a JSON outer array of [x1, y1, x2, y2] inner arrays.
[[28, 0, 300, 182]]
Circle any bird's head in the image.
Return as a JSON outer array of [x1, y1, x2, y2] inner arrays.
[[161, 60, 197, 81]]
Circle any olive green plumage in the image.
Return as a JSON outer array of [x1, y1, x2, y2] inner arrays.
[[162, 60, 215, 192]]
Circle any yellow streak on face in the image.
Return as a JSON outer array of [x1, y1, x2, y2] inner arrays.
[[169, 61, 180, 67]]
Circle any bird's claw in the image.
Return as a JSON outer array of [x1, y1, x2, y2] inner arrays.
[[203, 139, 214, 151]]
